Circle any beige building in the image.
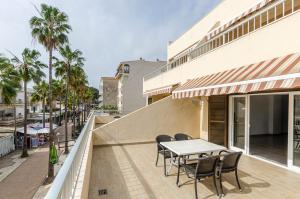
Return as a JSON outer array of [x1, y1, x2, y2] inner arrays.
[[99, 77, 118, 108], [45, 1, 300, 198], [115, 59, 166, 114], [142, 0, 300, 172]]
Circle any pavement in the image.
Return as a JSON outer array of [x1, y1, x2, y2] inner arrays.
[[0, 148, 48, 199], [0, 122, 74, 199]]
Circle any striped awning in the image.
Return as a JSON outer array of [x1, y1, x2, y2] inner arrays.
[[172, 53, 300, 99], [144, 84, 178, 97], [207, 0, 275, 40]]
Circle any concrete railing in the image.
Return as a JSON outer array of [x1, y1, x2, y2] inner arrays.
[[45, 111, 96, 199], [93, 96, 201, 145], [143, 63, 170, 81]]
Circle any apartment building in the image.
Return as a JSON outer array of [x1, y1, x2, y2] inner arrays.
[[115, 59, 166, 114], [45, 1, 300, 198], [99, 77, 118, 108], [142, 0, 300, 171]]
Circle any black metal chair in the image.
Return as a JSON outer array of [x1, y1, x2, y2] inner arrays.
[[174, 133, 193, 141], [181, 155, 220, 199], [218, 150, 243, 196], [155, 135, 176, 176]]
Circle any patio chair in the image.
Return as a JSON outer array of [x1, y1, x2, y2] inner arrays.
[[155, 135, 177, 176], [181, 155, 220, 199], [174, 133, 193, 141], [218, 150, 243, 196]]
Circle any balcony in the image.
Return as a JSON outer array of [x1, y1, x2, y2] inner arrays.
[[115, 64, 130, 79], [45, 98, 300, 199], [88, 143, 300, 199]]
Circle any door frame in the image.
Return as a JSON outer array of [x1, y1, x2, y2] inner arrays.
[[289, 92, 300, 172], [228, 95, 249, 154]]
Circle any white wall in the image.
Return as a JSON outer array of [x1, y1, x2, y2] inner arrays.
[[119, 60, 166, 115]]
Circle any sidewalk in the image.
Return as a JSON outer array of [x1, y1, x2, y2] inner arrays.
[[0, 122, 75, 199], [0, 148, 48, 199]]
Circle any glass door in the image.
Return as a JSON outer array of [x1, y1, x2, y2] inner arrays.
[[230, 96, 248, 151], [293, 95, 300, 167]]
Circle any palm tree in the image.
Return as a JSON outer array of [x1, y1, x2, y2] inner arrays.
[[52, 79, 64, 126], [54, 45, 84, 154], [31, 80, 48, 128], [30, 4, 71, 178], [82, 87, 93, 121], [0, 55, 21, 144], [70, 66, 87, 130], [11, 48, 45, 158]]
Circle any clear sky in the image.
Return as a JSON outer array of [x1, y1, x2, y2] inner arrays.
[[0, 0, 220, 88]]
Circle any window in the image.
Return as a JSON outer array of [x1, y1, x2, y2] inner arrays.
[[224, 33, 229, 43], [243, 22, 248, 34], [216, 38, 219, 47], [219, 35, 223, 45], [233, 28, 238, 39], [255, 15, 261, 29], [193, 50, 196, 58], [238, 25, 243, 37], [249, 18, 254, 32], [198, 47, 202, 55], [268, 7, 275, 23], [204, 44, 208, 53], [295, 0, 300, 11], [284, 0, 293, 15], [276, 3, 283, 19], [123, 64, 130, 73], [229, 31, 233, 42], [261, 11, 268, 26], [213, 39, 216, 49], [147, 97, 153, 105]]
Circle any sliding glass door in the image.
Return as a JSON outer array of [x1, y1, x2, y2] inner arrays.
[[230, 96, 248, 151], [228, 93, 300, 171], [293, 95, 300, 167]]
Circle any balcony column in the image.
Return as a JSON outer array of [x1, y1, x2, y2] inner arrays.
[[199, 96, 209, 140]]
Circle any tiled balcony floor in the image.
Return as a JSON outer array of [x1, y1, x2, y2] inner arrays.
[[89, 143, 300, 199]]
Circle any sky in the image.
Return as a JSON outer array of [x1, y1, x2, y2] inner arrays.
[[0, 0, 220, 89]]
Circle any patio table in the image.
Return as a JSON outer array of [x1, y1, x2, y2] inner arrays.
[[160, 139, 226, 186]]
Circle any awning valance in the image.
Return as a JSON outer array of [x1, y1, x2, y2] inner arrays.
[[144, 84, 178, 97], [172, 53, 300, 99]]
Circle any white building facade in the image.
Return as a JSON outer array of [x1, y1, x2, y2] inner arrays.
[[116, 59, 166, 114]]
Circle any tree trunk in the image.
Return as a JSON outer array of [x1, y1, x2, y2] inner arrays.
[[59, 96, 62, 126], [84, 103, 86, 121], [42, 99, 45, 128], [54, 106, 57, 125], [47, 48, 55, 179], [21, 80, 28, 158], [77, 100, 80, 129], [13, 105, 17, 148], [73, 103, 76, 137], [64, 66, 70, 154], [81, 101, 84, 126]]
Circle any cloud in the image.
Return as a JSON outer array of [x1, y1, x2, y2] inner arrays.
[[0, 0, 220, 88]]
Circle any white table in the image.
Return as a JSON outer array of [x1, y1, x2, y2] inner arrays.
[[160, 139, 226, 186]]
